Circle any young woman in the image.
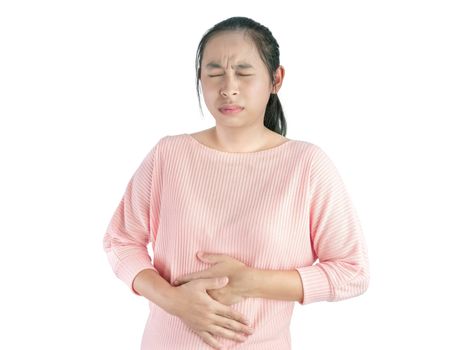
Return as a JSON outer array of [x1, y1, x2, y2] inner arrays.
[[103, 16, 370, 350]]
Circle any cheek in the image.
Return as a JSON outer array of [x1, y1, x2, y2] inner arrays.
[[245, 83, 272, 104], [200, 81, 217, 102], [246, 79, 271, 94]]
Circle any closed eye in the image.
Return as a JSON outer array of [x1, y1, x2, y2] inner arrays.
[[208, 74, 253, 77]]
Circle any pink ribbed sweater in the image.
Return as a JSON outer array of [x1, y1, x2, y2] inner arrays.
[[103, 133, 369, 349]]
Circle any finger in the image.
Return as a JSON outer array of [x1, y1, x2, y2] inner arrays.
[[199, 252, 227, 263], [173, 280, 188, 286], [176, 266, 216, 284], [174, 272, 203, 285], [173, 278, 190, 286], [204, 277, 229, 289], [209, 323, 248, 343], [196, 330, 224, 350], [173, 275, 192, 285], [212, 313, 254, 337], [216, 305, 251, 327]]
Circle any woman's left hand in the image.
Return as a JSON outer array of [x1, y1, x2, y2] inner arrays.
[[173, 252, 252, 306]]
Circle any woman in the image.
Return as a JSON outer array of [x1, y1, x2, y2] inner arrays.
[[103, 16, 370, 350]]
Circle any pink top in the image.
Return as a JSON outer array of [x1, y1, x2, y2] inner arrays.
[[103, 133, 369, 349]]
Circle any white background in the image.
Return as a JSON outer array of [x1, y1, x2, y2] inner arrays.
[[1, 1, 466, 349]]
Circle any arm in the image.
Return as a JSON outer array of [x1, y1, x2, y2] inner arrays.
[[102, 142, 161, 296], [243, 268, 304, 303], [244, 146, 369, 305], [293, 145, 370, 305], [132, 268, 178, 313]]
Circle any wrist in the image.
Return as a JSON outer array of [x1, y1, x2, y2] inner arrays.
[[242, 268, 304, 302], [162, 285, 182, 316], [243, 267, 262, 299], [135, 270, 180, 316]]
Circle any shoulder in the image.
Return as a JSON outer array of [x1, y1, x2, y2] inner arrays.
[[288, 138, 324, 158], [153, 133, 186, 149], [147, 133, 189, 161]]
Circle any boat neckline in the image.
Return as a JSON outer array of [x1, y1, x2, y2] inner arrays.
[[184, 133, 293, 155]]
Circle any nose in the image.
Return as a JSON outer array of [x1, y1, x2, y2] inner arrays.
[[221, 89, 238, 97], [220, 75, 239, 97]]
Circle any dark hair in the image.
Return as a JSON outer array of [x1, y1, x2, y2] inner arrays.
[[195, 16, 287, 136]]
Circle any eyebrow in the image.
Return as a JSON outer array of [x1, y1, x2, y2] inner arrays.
[[205, 62, 254, 70]]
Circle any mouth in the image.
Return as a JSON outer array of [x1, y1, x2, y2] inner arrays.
[[219, 105, 244, 114]]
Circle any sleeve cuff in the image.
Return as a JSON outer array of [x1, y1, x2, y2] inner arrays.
[[295, 264, 333, 305], [106, 248, 158, 296]]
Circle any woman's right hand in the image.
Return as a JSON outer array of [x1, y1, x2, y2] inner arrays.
[[169, 276, 254, 350]]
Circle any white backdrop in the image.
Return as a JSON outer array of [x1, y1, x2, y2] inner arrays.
[[1, 1, 466, 349]]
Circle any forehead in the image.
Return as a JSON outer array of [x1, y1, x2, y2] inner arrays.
[[202, 31, 260, 68]]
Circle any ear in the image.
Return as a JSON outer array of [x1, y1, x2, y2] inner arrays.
[[272, 65, 285, 93]]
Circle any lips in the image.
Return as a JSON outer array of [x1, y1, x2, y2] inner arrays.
[[219, 104, 243, 112]]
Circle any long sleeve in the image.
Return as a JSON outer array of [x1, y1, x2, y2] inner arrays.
[[103, 143, 160, 296], [295, 146, 370, 305], [110, 134, 371, 348]]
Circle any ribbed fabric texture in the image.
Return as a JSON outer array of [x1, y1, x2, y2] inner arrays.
[[103, 133, 370, 349]]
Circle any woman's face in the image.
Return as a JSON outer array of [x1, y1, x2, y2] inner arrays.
[[199, 31, 281, 129]]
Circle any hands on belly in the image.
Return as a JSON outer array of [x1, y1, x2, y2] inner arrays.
[[170, 252, 255, 349], [173, 252, 252, 306]]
